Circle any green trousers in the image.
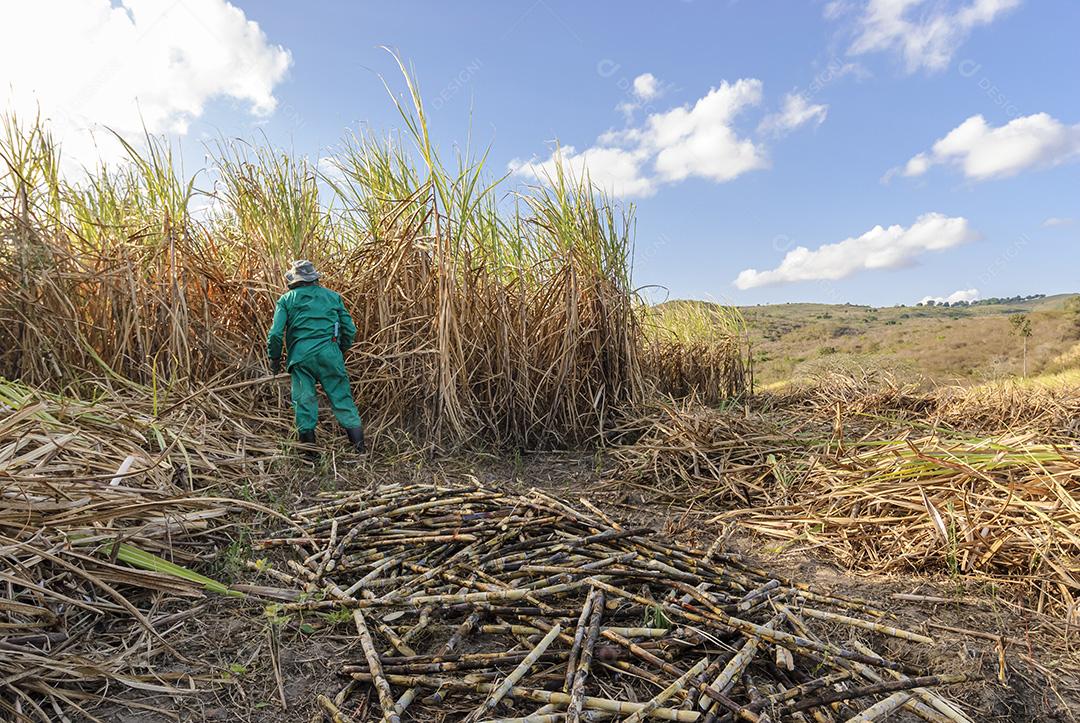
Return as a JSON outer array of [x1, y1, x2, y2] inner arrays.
[[289, 344, 362, 433]]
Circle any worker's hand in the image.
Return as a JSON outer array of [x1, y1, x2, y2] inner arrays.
[[270, 357, 281, 375]]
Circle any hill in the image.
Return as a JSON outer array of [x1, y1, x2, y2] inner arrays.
[[660, 294, 1080, 387]]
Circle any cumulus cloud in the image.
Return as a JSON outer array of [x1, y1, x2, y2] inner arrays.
[[919, 288, 980, 305], [758, 92, 829, 136], [632, 73, 660, 101], [0, 0, 291, 168], [509, 144, 656, 198], [898, 113, 1080, 181], [1042, 216, 1074, 228], [511, 79, 767, 197], [649, 79, 767, 182], [844, 0, 1021, 73], [734, 212, 978, 289], [616, 72, 666, 120]]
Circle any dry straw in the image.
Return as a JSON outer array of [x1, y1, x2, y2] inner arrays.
[[610, 392, 1080, 621]]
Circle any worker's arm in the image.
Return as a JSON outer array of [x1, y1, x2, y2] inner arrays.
[[336, 295, 357, 351], [267, 297, 288, 370]]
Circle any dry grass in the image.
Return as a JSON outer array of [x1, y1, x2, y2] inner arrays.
[[0, 377, 295, 719], [772, 364, 1080, 439], [740, 297, 1079, 386], [729, 429, 1080, 621], [605, 399, 797, 508], [607, 376, 1080, 622]]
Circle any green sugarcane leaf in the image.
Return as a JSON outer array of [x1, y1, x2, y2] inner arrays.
[[105, 542, 243, 598]]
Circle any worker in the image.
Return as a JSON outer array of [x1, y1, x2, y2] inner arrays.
[[267, 260, 365, 458]]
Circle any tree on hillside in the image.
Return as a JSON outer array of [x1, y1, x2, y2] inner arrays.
[[1010, 313, 1034, 378]]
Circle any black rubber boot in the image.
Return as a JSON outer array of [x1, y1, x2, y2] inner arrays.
[[345, 426, 365, 455], [297, 429, 319, 461]]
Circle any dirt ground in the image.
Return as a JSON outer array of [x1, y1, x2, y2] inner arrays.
[[83, 452, 1079, 722]]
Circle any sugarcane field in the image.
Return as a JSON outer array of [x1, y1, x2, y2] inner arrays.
[[2, 3, 1080, 722]]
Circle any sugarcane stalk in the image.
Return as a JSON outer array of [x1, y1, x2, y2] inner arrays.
[[475, 715, 565, 723], [352, 608, 400, 723], [737, 580, 780, 612], [353, 652, 569, 675], [700, 617, 778, 711], [685, 654, 726, 711], [844, 692, 912, 722], [589, 579, 913, 674], [600, 628, 758, 722], [762, 672, 852, 707], [743, 673, 771, 723], [623, 657, 708, 723], [316, 693, 356, 723], [797, 607, 934, 645], [788, 675, 974, 713], [568, 590, 605, 723], [468, 623, 563, 721], [406, 579, 585, 605], [415, 609, 482, 708], [349, 674, 702, 722], [564, 588, 597, 693], [400, 605, 434, 644], [847, 641, 965, 723]]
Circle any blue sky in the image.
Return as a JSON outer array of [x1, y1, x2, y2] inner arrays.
[[2, 1, 1077, 306]]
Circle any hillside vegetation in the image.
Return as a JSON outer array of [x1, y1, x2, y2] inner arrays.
[[671, 293, 1080, 387]]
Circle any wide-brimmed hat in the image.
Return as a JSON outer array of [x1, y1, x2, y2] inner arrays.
[[285, 259, 321, 286]]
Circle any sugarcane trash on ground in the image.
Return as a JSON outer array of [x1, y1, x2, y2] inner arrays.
[[259, 481, 979, 722]]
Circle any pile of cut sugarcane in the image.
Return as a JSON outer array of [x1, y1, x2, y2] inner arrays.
[[265, 482, 976, 722]]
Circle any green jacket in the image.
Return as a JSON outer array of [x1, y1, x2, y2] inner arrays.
[[267, 284, 357, 369]]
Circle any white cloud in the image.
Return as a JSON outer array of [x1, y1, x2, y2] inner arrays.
[[902, 152, 932, 176], [899, 113, 1080, 181], [845, 0, 1021, 73], [0, 0, 291, 169], [512, 79, 768, 197], [919, 288, 980, 305], [649, 80, 767, 182], [632, 73, 660, 101], [509, 144, 656, 198], [758, 92, 829, 136], [734, 212, 977, 289], [617, 72, 666, 120], [1042, 216, 1074, 228]]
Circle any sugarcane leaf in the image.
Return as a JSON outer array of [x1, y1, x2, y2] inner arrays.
[[106, 542, 243, 597]]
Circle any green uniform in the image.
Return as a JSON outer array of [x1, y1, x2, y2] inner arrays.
[[267, 284, 362, 433]]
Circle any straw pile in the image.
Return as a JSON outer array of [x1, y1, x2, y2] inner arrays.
[[726, 430, 1080, 622], [263, 480, 979, 722], [929, 383, 1080, 439], [0, 379, 286, 720], [766, 365, 930, 421], [608, 400, 1080, 621], [772, 366, 1079, 441], [605, 401, 798, 508]]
